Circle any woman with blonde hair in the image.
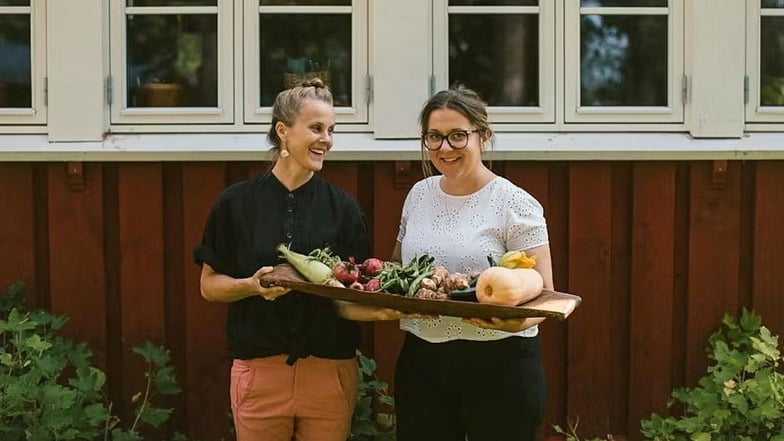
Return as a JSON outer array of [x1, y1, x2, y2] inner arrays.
[[195, 78, 372, 441]]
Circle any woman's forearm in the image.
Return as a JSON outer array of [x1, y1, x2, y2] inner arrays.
[[334, 300, 404, 321], [201, 270, 257, 303], [200, 263, 288, 303]]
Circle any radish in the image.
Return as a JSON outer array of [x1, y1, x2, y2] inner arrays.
[[364, 278, 382, 292], [362, 258, 384, 277], [277, 244, 344, 287], [333, 258, 361, 284]]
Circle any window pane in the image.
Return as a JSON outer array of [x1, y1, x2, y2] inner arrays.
[[259, 14, 351, 107], [127, 0, 217, 6], [449, 14, 538, 106], [580, 15, 667, 106], [126, 14, 218, 107], [760, 17, 784, 106], [0, 0, 29, 5], [449, 0, 537, 6], [581, 0, 667, 6], [260, 0, 351, 5], [762, 0, 784, 8], [0, 14, 31, 108]]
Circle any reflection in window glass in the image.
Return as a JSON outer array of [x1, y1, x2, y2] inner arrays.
[[760, 17, 784, 106], [762, 0, 784, 8], [0, 0, 29, 5], [0, 14, 31, 108], [126, 14, 218, 107], [259, 14, 351, 107], [580, 15, 667, 106], [449, 14, 538, 106], [127, 0, 217, 6], [581, 0, 667, 6], [260, 0, 351, 4], [449, 0, 537, 5]]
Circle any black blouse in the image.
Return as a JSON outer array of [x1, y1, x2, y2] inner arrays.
[[194, 172, 369, 364]]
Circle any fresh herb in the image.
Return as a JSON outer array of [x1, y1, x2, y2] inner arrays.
[[378, 254, 435, 295]]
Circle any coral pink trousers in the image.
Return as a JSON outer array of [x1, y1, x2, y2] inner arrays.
[[230, 355, 358, 441]]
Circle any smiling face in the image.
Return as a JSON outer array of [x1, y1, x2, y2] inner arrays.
[[424, 107, 486, 183], [276, 98, 336, 173]]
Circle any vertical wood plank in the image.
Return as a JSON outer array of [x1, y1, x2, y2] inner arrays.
[[117, 163, 167, 422], [505, 162, 568, 437], [181, 163, 231, 440], [628, 163, 677, 437], [567, 163, 614, 436], [47, 163, 107, 366], [686, 161, 742, 384], [0, 164, 36, 297], [163, 163, 187, 433], [752, 162, 784, 337], [609, 163, 632, 436], [322, 161, 359, 197]]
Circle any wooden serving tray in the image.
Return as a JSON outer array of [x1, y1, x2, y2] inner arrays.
[[261, 265, 582, 320]]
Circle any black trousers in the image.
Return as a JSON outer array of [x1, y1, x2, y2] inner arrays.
[[394, 332, 546, 441]]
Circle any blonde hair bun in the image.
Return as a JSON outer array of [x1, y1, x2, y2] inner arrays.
[[300, 78, 326, 89]]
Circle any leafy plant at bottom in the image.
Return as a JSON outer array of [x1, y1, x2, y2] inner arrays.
[[553, 417, 615, 441], [349, 350, 396, 441], [0, 281, 187, 441], [640, 308, 784, 441]]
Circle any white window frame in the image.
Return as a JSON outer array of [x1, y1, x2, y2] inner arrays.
[[0, 1, 46, 126], [432, 1, 556, 124], [746, 1, 784, 125], [243, 1, 369, 125], [109, 0, 234, 125], [564, 0, 684, 124]]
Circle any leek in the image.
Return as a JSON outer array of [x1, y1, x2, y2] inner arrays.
[[277, 243, 344, 287]]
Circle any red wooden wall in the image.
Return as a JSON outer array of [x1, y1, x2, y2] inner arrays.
[[1, 160, 783, 440]]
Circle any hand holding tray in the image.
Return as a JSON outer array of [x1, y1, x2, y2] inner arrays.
[[261, 264, 581, 320]]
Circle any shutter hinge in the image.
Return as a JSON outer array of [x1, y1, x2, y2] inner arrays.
[[365, 73, 372, 105], [105, 75, 113, 106], [43, 76, 48, 106], [744, 75, 750, 105], [429, 74, 436, 96], [681, 74, 688, 104]]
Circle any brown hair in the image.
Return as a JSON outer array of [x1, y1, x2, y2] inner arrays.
[[418, 85, 495, 177], [267, 78, 333, 161]]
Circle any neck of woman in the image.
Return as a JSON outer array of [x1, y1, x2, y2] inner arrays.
[[271, 161, 315, 191], [439, 166, 495, 196]]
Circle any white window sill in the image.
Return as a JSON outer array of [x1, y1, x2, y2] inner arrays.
[[2, 132, 784, 161]]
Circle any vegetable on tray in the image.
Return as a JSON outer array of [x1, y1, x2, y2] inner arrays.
[[276, 246, 546, 306]]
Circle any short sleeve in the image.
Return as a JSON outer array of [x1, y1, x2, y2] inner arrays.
[[396, 181, 421, 244], [505, 189, 549, 252], [193, 195, 239, 277]]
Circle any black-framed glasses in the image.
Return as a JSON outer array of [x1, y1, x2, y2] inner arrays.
[[421, 129, 481, 151]]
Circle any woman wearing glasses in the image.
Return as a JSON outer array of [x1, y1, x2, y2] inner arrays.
[[390, 86, 554, 441]]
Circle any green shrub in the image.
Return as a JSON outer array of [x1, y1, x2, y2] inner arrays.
[[641, 309, 784, 441], [0, 281, 186, 441], [349, 351, 395, 441]]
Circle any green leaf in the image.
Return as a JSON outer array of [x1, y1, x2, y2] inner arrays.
[[133, 341, 170, 366], [0, 281, 25, 312], [153, 366, 182, 395], [84, 402, 110, 426], [138, 405, 173, 428], [112, 429, 143, 441], [24, 334, 52, 353]]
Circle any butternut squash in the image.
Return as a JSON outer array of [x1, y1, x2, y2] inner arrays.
[[475, 267, 543, 306]]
